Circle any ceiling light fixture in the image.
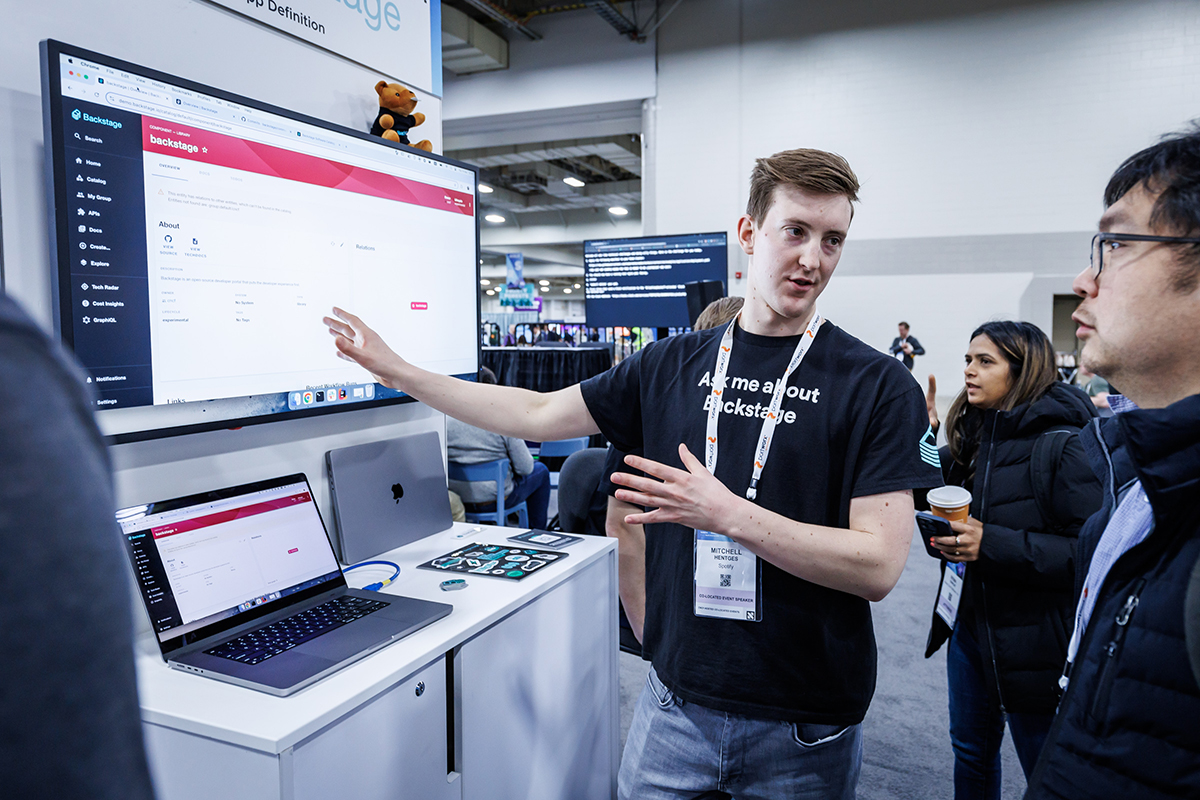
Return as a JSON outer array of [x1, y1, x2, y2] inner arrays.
[[563, 176, 585, 188], [539, 279, 550, 286], [540, 286, 549, 292], [485, 289, 495, 296], [479, 278, 490, 286], [609, 206, 629, 216], [573, 283, 581, 289], [563, 288, 572, 294], [484, 213, 506, 223], [479, 184, 494, 193]]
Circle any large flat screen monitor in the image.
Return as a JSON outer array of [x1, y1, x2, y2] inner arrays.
[[41, 40, 479, 443], [583, 232, 727, 328]]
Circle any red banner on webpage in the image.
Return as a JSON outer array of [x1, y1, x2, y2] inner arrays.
[[151, 491, 313, 539], [141, 118, 474, 216]]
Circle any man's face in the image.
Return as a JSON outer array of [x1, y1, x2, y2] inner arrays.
[[899, 324, 909, 338], [737, 185, 851, 335], [1072, 183, 1200, 390]]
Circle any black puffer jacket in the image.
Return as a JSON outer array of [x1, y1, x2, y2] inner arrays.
[[926, 381, 1102, 714], [1025, 395, 1200, 799]]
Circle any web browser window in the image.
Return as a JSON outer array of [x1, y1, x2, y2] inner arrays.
[[119, 481, 341, 644], [45, 43, 478, 439]]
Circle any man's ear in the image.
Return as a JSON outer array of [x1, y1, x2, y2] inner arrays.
[[736, 214, 757, 256]]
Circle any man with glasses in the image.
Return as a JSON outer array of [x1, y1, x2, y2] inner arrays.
[[1025, 127, 1200, 798]]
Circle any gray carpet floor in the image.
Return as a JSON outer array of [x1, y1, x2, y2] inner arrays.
[[613, 533, 1027, 799]]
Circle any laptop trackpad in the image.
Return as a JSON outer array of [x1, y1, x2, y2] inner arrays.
[[297, 615, 398, 661]]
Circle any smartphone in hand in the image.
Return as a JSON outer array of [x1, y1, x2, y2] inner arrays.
[[917, 511, 952, 560]]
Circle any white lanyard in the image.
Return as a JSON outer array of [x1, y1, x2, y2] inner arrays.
[[704, 311, 824, 500]]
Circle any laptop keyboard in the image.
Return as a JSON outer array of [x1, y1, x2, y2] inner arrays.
[[205, 595, 389, 666]]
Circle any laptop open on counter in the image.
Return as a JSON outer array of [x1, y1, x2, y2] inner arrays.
[[116, 473, 452, 696], [326, 431, 453, 564]]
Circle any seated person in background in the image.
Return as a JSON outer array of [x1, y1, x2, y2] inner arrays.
[[605, 295, 746, 643], [501, 324, 518, 347], [0, 294, 155, 798], [1076, 363, 1111, 409], [446, 367, 551, 529]]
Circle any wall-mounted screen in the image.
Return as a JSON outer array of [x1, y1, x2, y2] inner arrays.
[[41, 40, 479, 443], [583, 232, 727, 329]]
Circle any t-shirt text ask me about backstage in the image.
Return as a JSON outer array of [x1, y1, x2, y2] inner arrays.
[[580, 321, 942, 724]]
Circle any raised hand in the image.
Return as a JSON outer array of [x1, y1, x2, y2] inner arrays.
[[322, 307, 407, 389], [611, 443, 738, 532], [926, 373, 939, 433]]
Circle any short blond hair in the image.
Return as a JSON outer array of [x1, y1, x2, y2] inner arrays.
[[746, 149, 860, 225]]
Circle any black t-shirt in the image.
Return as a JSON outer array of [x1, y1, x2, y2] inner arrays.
[[581, 320, 942, 723]]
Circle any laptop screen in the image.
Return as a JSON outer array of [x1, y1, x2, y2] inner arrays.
[[117, 474, 344, 655]]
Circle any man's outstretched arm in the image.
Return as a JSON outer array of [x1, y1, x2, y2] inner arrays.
[[324, 308, 599, 441]]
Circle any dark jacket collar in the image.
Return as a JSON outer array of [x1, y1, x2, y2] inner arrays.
[[1084, 393, 1200, 527], [985, 381, 1098, 441]]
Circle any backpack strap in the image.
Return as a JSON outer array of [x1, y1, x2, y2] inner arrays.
[[1031, 425, 1077, 528]]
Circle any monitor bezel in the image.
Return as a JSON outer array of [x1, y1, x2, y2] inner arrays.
[[40, 39, 481, 444], [582, 230, 729, 329]]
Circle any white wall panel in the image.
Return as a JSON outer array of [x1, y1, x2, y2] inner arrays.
[[655, 0, 1200, 242]]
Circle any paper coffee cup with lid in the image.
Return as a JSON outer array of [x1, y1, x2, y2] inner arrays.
[[927, 486, 972, 522]]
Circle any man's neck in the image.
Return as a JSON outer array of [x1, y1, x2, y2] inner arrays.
[[738, 299, 817, 337], [1112, 370, 1200, 410]]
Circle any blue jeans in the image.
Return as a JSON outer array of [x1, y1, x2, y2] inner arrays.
[[464, 461, 550, 529], [618, 666, 863, 800], [947, 622, 1053, 800]]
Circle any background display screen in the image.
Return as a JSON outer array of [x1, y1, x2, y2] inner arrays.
[[42, 41, 479, 441], [583, 232, 728, 328]]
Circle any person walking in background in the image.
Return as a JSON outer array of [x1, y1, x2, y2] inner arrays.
[[923, 321, 1101, 799], [446, 367, 551, 529], [1025, 126, 1200, 799], [890, 321, 925, 370]]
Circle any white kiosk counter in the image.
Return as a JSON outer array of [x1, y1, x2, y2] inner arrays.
[[135, 523, 619, 800]]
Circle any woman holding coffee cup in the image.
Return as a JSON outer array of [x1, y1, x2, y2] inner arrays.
[[923, 321, 1101, 799]]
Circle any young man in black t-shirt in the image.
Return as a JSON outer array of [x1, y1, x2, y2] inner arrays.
[[324, 149, 943, 798]]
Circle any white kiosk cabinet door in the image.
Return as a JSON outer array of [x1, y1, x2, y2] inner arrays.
[[459, 557, 619, 800], [293, 656, 457, 800]]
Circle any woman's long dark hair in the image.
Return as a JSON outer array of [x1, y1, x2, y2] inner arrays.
[[945, 320, 1058, 468]]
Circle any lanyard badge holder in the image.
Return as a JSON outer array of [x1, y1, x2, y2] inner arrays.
[[693, 311, 823, 624]]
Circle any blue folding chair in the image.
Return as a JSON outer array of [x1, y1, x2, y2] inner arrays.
[[538, 436, 590, 488], [447, 458, 529, 528]]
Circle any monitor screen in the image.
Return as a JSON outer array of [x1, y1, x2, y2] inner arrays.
[[583, 232, 728, 328], [41, 40, 479, 442]]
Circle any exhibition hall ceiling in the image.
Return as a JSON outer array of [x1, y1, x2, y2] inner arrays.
[[446, 134, 641, 218], [444, 0, 673, 42]]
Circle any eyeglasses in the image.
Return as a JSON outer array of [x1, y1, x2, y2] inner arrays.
[[1089, 232, 1200, 277]]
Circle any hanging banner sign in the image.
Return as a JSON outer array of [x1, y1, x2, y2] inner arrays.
[[208, 0, 436, 95], [506, 253, 525, 289], [500, 285, 540, 311]]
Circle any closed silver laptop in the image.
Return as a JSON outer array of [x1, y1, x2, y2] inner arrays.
[[326, 431, 454, 564]]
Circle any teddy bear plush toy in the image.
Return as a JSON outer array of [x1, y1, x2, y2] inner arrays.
[[370, 80, 432, 152]]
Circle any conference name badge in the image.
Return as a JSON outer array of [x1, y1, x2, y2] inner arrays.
[[693, 530, 761, 622], [935, 562, 966, 628]]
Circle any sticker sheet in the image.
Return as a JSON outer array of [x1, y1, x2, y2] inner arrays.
[[417, 543, 568, 581]]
